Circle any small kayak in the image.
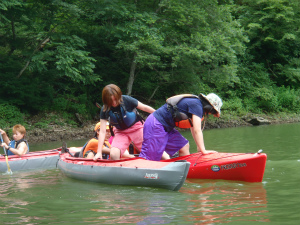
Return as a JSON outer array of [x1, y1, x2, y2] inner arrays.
[[162, 151, 267, 182], [57, 153, 190, 191], [0, 149, 60, 173]]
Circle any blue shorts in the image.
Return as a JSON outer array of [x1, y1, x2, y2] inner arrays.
[[140, 114, 189, 161]]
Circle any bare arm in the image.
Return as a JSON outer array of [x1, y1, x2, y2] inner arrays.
[[191, 114, 217, 155], [136, 101, 155, 114], [1, 142, 28, 156], [93, 119, 107, 160]]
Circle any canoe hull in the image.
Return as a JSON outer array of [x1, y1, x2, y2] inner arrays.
[[0, 149, 60, 173], [58, 154, 190, 191], [163, 152, 267, 182]]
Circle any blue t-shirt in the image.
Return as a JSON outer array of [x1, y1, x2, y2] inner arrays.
[[153, 97, 203, 132], [100, 95, 138, 120]]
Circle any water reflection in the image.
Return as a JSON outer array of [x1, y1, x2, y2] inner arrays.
[[0, 123, 299, 224], [0, 169, 60, 225], [65, 180, 271, 224], [81, 187, 175, 224], [181, 180, 269, 224]]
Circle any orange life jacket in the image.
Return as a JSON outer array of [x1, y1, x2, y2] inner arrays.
[[80, 138, 111, 157], [166, 94, 202, 129]]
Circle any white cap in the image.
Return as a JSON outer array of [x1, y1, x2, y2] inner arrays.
[[200, 93, 223, 117]]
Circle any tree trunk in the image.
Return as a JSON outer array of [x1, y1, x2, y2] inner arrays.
[[17, 18, 70, 78], [9, 18, 16, 56], [17, 37, 50, 78], [148, 85, 160, 103], [126, 53, 137, 96]]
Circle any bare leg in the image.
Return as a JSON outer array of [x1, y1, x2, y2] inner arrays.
[[179, 142, 190, 156], [110, 147, 121, 160], [85, 152, 95, 159], [122, 150, 135, 158], [161, 151, 170, 160]]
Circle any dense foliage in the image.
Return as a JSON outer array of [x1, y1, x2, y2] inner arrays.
[[1, 0, 300, 128]]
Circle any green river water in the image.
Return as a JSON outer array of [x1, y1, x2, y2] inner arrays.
[[1, 123, 299, 224]]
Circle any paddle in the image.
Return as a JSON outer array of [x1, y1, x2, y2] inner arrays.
[[95, 102, 102, 109], [0, 133, 13, 174]]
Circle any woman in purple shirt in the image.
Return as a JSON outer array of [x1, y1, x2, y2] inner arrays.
[[140, 93, 223, 161]]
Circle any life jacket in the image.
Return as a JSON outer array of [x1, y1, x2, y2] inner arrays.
[[166, 94, 201, 129], [79, 138, 110, 159], [108, 103, 144, 130], [7, 139, 30, 156]]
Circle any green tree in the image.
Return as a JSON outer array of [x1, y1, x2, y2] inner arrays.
[[229, 0, 300, 113], [234, 0, 300, 88], [84, 0, 247, 102], [0, 0, 100, 114]]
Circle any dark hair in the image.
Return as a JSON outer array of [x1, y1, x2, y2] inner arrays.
[[199, 95, 217, 116], [93, 131, 98, 138]]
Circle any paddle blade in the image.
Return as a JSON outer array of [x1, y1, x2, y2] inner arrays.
[[4, 155, 13, 175], [3, 170, 13, 175]]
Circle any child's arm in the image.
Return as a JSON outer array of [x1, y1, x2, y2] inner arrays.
[[5, 142, 28, 156], [0, 129, 10, 144]]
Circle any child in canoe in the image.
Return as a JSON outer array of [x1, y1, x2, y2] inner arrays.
[[81, 121, 133, 159], [0, 124, 29, 156]]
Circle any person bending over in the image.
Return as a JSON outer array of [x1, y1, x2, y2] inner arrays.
[[94, 84, 156, 161], [139, 93, 223, 161]]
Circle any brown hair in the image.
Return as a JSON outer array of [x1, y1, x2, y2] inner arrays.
[[102, 84, 122, 111], [13, 124, 26, 137]]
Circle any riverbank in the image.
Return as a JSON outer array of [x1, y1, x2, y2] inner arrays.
[[25, 112, 300, 143]]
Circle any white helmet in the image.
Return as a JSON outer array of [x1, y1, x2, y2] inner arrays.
[[200, 93, 223, 117]]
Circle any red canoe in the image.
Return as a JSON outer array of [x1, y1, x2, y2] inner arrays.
[[162, 151, 267, 182]]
